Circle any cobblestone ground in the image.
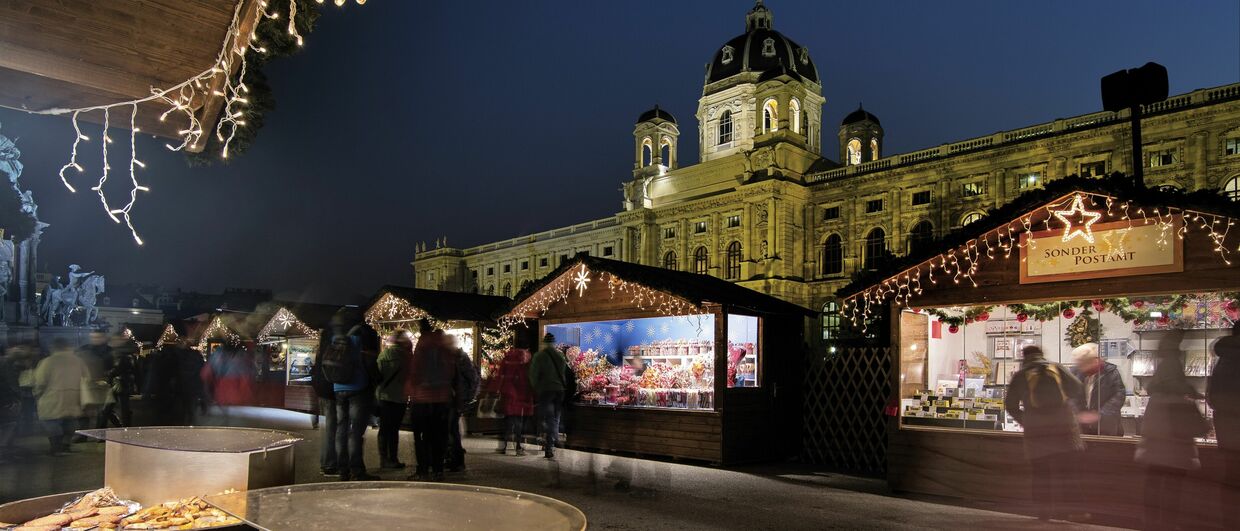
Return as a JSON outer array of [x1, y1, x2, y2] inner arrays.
[[0, 405, 1125, 530]]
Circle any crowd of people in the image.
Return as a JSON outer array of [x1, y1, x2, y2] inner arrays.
[[1003, 323, 1240, 529]]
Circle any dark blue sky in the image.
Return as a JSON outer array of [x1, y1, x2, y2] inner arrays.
[[0, 0, 1236, 303]]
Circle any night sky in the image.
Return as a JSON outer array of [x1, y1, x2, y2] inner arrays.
[[0, 0, 1235, 304]]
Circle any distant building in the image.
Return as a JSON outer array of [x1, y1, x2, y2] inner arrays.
[[412, 2, 1240, 342]]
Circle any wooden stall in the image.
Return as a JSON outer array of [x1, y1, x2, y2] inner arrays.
[[363, 286, 511, 433], [505, 255, 810, 465], [253, 302, 363, 413], [840, 180, 1240, 528]]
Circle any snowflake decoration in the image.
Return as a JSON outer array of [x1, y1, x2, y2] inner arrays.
[[602, 332, 613, 344], [1052, 194, 1103, 244], [647, 326, 656, 337], [573, 264, 591, 297], [625, 321, 636, 333], [610, 324, 621, 333], [660, 323, 670, 335]]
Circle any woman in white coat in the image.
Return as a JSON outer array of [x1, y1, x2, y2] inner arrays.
[[34, 340, 87, 455]]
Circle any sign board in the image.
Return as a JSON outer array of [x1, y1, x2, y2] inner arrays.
[[1020, 217, 1183, 284]]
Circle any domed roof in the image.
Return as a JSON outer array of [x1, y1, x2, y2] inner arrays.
[[704, 2, 819, 85], [842, 105, 880, 126], [636, 105, 676, 124]]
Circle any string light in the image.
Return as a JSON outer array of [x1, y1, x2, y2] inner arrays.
[[363, 292, 450, 333], [258, 307, 320, 342], [499, 261, 702, 330], [1052, 193, 1103, 243], [197, 315, 242, 352], [572, 264, 591, 296], [155, 324, 180, 350], [19, 0, 362, 244]]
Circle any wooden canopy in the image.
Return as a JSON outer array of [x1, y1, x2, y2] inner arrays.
[[0, 0, 263, 149]]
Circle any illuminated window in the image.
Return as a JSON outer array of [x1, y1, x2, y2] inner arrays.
[[822, 234, 843, 275], [911, 191, 931, 206], [1080, 161, 1107, 177], [865, 199, 883, 213], [961, 182, 985, 198], [762, 100, 778, 132], [1017, 171, 1042, 190], [693, 246, 709, 275], [1226, 138, 1240, 156], [847, 138, 862, 165], [725, 242, 742, 280], [822, 206, 840, 220], [1225, 176, 1240, 201], [961, 212, 984, 227], [718, 110, 733, 145], [663, 226, 676, 239], [822, 301, 840, 341], [663, 250, 678, 270], [726, 214, 741, 228], [863, 228, 886, 270], [641, 137, 653, 166], [1147, 148, 1177, 167], [909, 221, 934, 255], [694, 221, 707, 234], [789, 99, 801, 133], [870, 138, 880, 161]]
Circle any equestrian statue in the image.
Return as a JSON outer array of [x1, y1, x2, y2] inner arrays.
[[40, 264, 106, 326]]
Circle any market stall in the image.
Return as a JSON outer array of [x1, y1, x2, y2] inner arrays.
[[839, 177, 1240, 528], [364, 286, 511, 432], [503, 254, 810, 464], [186, 310, 284, 408], [253, 302, 363, 413]]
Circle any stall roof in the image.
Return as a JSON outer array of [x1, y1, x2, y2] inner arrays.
[[837, 173, 1240, 300], [511, 255, 814, 318], [366, 286, 511, 324], [254, 301, 363, 330], [122, 323, 167, 345]]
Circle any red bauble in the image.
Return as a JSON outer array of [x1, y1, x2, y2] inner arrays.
[[965, 318, 974, 325], [977, 312, 990, 322], [1092, 300, 1105, 312], [1157, 315, 1171, 325], [1133, 300, 1146, 309], [948, 324, 960, 334], [1062, 308, 1076, 319], [1016, 313, 1029, 323]]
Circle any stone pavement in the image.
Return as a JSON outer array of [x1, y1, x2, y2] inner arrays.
[[0, 406, 1125, 530]]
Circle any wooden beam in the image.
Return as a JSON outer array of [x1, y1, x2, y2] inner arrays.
[[189, 0, 265, 153]]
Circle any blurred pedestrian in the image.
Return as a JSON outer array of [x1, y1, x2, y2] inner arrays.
[[1208, 321, 1240, 529], [311, 330, 339, 476], [405, 321, 458, 481], [143, 344, 178, 425], [1071, 342, 1126, 436], [376, 330, 413, 470], [14, 345, 39, 435], [1136, 336, 1206, 531], [201, 346, 256, 423], [447, 334, 480, 472], [1004, 345, 1085, 521], [173, 338, 205, 425], [34, 339, 86, 456], [496, 336, 534, 456], [78, 332, 112, 434], [529, 333, 569, 459], [100, 334, 138, 427], [322, 320, 380, 481], [0, 346, 21, 462]]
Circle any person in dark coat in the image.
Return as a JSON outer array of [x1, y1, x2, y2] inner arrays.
[[1005, 345, 1085, 521], [446, 334, 480, 472], [1208, 322, 1240, 530], [173, 338, 205, 425], [1136, 340, 1205, 531], [312, 328, 340, 476], [495, 341, 535, 455], [142, 344, 179, 426], [100, 335, 138, 427], [1071, 342, 1126, 436]]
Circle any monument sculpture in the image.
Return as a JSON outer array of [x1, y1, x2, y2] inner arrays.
[[0, 121, 50, 326], [41, 265, 106, 326]]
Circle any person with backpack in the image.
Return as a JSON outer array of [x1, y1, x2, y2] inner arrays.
[[446, 334, 480, 472], [376, 330, 413, 470], [1136, 334, 1207, 530], [311, 332, 339, 476], [529, 333, 569, 459], [1004, 345, 1085, 521], [321, 323, 380, 481], [404, 322, 459, 481]]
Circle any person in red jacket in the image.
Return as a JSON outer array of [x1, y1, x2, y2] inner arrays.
[[495, 334, 535, 456], [404, 322, 459, 481]]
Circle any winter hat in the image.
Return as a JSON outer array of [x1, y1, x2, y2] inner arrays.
[[542, 333, 556, 344]]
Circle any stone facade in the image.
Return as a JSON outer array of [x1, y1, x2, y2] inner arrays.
[[412, 3, 1240, 341]]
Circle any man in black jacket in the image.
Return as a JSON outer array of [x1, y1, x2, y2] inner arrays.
[[1071, 342, 1127, 436], [311, 332, 338, 477]]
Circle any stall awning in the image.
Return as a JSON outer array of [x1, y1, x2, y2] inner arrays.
[[364, 286, 511, 329], [837, 174, 1240, 327], [253, 301, 362, 342], [505, 254, 814, 325]]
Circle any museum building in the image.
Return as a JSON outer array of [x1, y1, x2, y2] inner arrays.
[[411, 1, 1240, 343]]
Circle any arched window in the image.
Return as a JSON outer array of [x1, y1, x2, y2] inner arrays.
[[960, 212, 984, 227], [1225, 176, 1240, 201], [717, 110, 733, 145], [641, 137, 653, 167], [863, 228, 886, 270], [762, 99, 778, 133], [870, 138, 880, 161], [659, 137, 672, 166], [502, 283, 512, 298], [822, 234, 843, 275], [909, 221, 934, 256], [789, 99, 801, 133], [801, 111, 810, 138], [663, 250, 678, 270], [725, 241, 742, 280], [693, 246, 709, 275], [822, 301, 840, 341], [847, 138, 862, 165], [486, 285, 495, 296]]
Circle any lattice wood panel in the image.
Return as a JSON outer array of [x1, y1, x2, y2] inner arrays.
[[802, 346, 890, 474]]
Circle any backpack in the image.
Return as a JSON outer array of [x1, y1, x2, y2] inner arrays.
[[320, 338, 357, 384], [1026, 362, 1068, 409]]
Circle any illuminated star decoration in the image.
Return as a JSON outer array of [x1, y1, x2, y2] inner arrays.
[[1052, 194, 1103, 243], [573, 264, 591, 297]]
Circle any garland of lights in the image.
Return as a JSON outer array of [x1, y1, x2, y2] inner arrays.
[[18, 0, 364, 245], [197, 315, 243, 352], [155, 324, 180, 350], [363, 292, 452, 341], [499, 263, 702, 329], [843, 191, 1240, 332], [919, 293, 1238, 333], [257, 307, 321, 342]]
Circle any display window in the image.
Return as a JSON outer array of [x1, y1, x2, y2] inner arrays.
[[727, 314, 759, 388], [285, 338, 317, 383], [898, 291, 1237, 442], [551, 314, 718, 410]]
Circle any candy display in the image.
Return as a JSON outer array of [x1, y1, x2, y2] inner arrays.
[[568, 346, 714, 410]]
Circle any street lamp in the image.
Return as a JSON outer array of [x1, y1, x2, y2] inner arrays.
[[1101, 62, 1169, 188]]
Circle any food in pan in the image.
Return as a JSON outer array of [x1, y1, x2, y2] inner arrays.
[[118, 497, 241, 529]]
